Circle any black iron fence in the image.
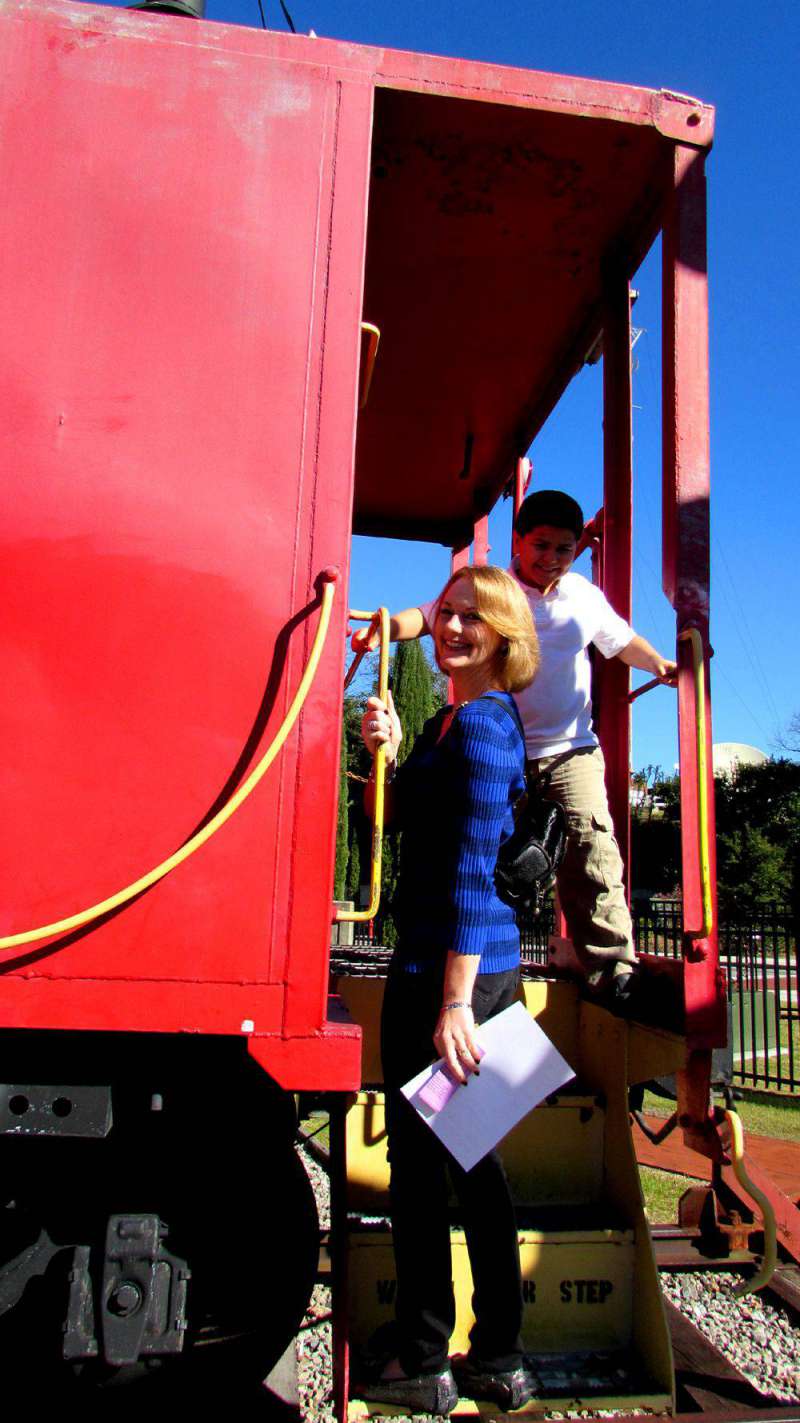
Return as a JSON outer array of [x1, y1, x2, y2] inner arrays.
[[632, 900, 800, 1092], [354, 900, 800, 1093]]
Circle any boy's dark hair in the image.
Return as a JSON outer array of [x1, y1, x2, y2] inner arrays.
[[514, 489, 584, 540]]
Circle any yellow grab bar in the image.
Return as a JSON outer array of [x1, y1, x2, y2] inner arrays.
[[336, 606, 390, 923], [725, 1108, 778, 1295], [359, 323, 381, 410], [344, 607, 377, 692], [0, 571, 339, 951], [678, 626, 713, 940]]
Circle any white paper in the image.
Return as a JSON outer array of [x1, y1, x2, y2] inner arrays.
[[400, 1000, 575, 1171]]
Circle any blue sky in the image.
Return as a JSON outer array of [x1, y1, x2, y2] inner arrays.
[[118, 0, 800, 771]]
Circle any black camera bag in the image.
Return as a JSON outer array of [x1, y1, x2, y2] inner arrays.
[[483, 695, 575, 918]]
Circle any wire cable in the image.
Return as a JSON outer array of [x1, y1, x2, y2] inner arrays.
[[278, 0, 296, 31], [714, 536, 782, 738]]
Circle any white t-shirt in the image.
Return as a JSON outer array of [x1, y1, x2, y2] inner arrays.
[[421, 564, 634, 758]]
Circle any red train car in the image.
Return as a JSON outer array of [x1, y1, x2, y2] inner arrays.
[[0, 0, 725, 1394]]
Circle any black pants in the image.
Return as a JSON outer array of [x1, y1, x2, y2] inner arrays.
[[380, 963, 524, 1377]]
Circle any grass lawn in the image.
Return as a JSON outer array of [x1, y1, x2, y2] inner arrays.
[[641, 1087, 800, 1141], [299, 1111, 330, 1154], [638, 1086, 800, 1221], [730, 988, 800, 1091], [639, 1166, 699, 1223]]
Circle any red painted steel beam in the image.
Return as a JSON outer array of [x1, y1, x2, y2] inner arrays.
[[514, 456, 532, 522], [473, 514, 491, 567], [596, 272, 633, 887], [662, 145, 723, 1050], [451, 542, 471, 575], [448, 535, 475, 701]]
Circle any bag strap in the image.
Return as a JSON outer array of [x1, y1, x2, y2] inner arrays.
[[528, 745, 581, 792], [479, 693, 582, 792], [478, 690, 526, 743]]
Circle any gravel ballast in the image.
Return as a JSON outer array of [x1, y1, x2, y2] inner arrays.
[[660, 1269, 800, 1404]]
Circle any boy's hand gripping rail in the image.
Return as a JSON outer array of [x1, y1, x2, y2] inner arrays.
[[337, 607, 390, 923], [0, 570, 339, 950], [678, 626, 713, 941], [724, 1108, 778, 1295]]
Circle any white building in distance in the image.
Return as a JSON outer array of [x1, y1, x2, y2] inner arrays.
[[712, 742, 768, 776]]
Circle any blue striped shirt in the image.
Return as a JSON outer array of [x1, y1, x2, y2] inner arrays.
[[392, 691, 526, 975]]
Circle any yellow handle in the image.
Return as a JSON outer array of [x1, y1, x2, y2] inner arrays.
[[336, 606, 390, 923], [0, 574, 338, 951], [725, 1108, 778, 1295], [359, 322, 381, 410], [678, 626, 713, 939]]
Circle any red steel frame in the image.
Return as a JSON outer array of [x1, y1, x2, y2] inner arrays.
[[0, 0, 726, 1116], [455, 145, 726, 1151], [595, 269, 634, 890]]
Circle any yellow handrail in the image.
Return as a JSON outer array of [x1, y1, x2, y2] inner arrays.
[[725, 1108, 778, 1295], [359, 323, 381, 410], [336, 606, 390, 923], [0, 572, 339, 951], [678, 626, 713, 940]]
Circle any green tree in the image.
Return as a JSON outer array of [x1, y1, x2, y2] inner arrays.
[[631, 769, 681, 896], [333, 729, 349, 899], [392, 639, 438, 765], [333, 642, 445, 937], [714, 758, 800, 919], [375, 640, 444, 945], [333, 695, 370, 906], [716, 826, 788, 917], [631, 757, 800, 914], [345, 813, 361, 905]]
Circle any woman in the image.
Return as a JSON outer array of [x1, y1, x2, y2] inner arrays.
[[358, 564, 539, 1416]]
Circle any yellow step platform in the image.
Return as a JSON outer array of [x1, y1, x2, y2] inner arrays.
[[335, 971, 685, 1417]]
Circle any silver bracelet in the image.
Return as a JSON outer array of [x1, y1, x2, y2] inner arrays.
[[442, 1000, 472, 1013]]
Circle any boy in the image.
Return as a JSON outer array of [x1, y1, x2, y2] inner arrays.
[[352, 489, 677, 1004]]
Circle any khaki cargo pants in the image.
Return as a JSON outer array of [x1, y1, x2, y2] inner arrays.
[[530, 745, 636, 984]]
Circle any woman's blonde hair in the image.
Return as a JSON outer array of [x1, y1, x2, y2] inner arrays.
[[434, 565, 539, 693]]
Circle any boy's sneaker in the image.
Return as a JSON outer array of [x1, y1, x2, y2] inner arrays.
[[452, 1354, 536, 1410]]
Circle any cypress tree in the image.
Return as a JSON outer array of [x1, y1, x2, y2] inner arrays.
[[345, 817, 361, 905], [376, 639, 442, 945], [334, 695, 369, 907], [334, 730, 349, 899], [332, 643, 445, 941], [392, 639, 437, 765]]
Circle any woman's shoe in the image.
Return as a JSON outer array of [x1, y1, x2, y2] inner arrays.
[[453, 1354, 535, 1409], [358, 1367, 459, 1416]]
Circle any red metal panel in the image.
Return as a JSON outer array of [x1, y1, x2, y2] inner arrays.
[[596, 273, 633, 885], [281, 76, 375, 1039], [662, 145, 723, 1048], [249, 1017, 362, 1092], [3, 0, 716, 146], [0, 1, 370, 1080], [0, 979, 282, 1035]]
